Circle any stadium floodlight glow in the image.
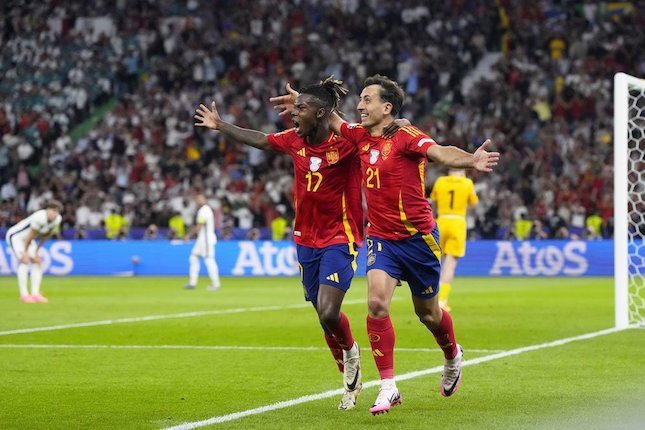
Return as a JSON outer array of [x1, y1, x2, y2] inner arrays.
[[613, 72, 645, 329]]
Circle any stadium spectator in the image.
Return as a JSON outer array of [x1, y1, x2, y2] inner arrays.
[[0, 0, 641, 242], [270, 204, 289, 241]]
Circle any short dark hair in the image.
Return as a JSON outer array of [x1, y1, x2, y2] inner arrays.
[[300, 76, 349, 112], [45, 200, 63, 212], [364, 74, 404, 116]]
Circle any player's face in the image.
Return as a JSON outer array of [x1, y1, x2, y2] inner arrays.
[[357, 85, 391, 129], [292, 94, 321, 138], [46, 208, 59, 221]]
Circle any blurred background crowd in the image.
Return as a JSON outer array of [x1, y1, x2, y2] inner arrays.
[[1, 0, 643, 241]]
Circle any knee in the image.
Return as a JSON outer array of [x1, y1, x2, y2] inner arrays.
[[318, 307, 340, 329], [417, 307, 442, 329], [368, 297, 389, 319]]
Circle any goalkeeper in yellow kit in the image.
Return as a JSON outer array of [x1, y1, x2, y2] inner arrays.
[[430, 169, 479, 311]]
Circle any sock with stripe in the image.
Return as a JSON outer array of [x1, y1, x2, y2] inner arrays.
[[327, 311, 355, 350], [430, 308, 459, 359], [324, 332, 344, 373], [367, 315, 395, 379]]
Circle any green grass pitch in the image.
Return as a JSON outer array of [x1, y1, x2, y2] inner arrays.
[[0, 276, 643, 429]]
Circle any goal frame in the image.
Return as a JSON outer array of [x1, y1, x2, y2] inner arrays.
[[614, 72, 644, 328]]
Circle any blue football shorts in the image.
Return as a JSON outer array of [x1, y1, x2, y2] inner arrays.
[[296, 242, 358, 303], [366, 225, 442, 298]]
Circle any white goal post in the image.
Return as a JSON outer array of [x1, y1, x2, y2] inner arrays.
[[614, 72, 645, 329]]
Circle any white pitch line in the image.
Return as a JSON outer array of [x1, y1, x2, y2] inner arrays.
[[163, 326, 628, 430], [0, 299, 366, 337], [0, 344, 505, 353]]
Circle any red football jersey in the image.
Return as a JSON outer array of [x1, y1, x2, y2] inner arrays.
[[340, 122, 437, 241], [267, 128, 364, 248]]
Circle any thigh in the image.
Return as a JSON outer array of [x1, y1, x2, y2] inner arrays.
[[367, 268, 398, 305], [7, 236, 25, 259], [26, 242, 39, 259]]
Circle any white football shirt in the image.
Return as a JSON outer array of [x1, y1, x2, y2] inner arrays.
[[6, 209, 62, 244]]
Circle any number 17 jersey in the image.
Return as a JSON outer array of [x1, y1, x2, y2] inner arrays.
[[267, 129, 364, 249]]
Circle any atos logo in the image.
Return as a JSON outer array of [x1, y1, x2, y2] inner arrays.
[[0, 241, 74, 275], [232, 242, 299, 276], [490, 241, 588, 276]]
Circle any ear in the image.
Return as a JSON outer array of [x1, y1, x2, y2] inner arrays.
[[316, 107, 326, 119], [383, 102, 393, 116]]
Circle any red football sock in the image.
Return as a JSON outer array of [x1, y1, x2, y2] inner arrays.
[[327, 311, 355, 350], [324, 332, 344, 373], [367, 315, 395, 379], [430, 309, 459, 359]]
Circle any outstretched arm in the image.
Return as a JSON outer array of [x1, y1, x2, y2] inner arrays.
[[426, 139, 500, 172], [194, 102, 270, 150]]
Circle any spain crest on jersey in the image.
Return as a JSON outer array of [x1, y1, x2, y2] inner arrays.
[[382, 140, 393, 160], [325, 148, 339, 165], [310, 156, 322, 172]]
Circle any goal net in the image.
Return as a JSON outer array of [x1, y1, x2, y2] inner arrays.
[[614, 72, 645, 328]]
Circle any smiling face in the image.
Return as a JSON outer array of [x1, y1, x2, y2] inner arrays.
[[292, 94, 324, 138], [357, 84, 392, 131]]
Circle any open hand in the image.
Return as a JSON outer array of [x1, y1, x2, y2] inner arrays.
[[383, 118, 412, 138], [269, 83, 298, 117], [473, 139, 500, 172], [194, 102, 221, 129]]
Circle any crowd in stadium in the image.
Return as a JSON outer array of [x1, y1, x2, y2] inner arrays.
[[0, 0, 642, 240]]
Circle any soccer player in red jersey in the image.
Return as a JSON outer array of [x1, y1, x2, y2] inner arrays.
[[272, 75, 499, 414], [194, 78, 366, 409]]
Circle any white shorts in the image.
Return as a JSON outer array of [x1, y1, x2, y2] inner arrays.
[[192, 242, 216, 258], [6, 235, 38, 260]]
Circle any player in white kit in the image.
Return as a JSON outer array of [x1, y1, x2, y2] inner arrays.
[[5, 200, 63, 303], [183, 193, 221, 291]]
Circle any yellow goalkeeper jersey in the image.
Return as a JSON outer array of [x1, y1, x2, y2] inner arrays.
[[430, 175, 479, 218]]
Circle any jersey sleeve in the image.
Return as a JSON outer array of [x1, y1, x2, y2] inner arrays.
[[30, 211, 47, 231], [267, 128, 296, 154], [400, 126, 437, 155], [196, 207, 208, 224], [339, 122, 368, 146]]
